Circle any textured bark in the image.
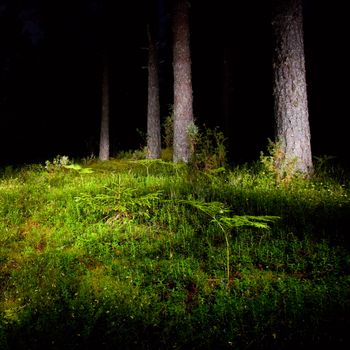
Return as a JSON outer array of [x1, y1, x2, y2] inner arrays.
[[272, 0, 313, 175], [99, 58, 109, 161], [147, 26, 161, 159], [172, 0, 194, 163]]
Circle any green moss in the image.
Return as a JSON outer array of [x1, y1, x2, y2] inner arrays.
[[0, 158, 349, 349]]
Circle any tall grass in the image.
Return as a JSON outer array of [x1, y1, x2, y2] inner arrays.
[[0, 158, 349, 349]]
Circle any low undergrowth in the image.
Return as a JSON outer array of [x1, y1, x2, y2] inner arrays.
[[0, 157, 349, 349]]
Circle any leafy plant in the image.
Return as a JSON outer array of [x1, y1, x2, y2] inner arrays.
[[117, 147, 147, 160], [260, 139, 298, 184], [189, 125, 227, 171], [162, 106, 174, 150], [177, 198, 278, 285], [186, 121, 200, 156], [44, 155, 71, 171]]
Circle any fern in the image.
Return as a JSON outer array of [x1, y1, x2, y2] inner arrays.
[[177, 198, 279, 285]]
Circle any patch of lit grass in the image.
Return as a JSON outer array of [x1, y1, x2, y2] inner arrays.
[[0, 158, 349, 349]]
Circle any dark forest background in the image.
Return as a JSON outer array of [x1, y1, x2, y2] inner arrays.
[[0, 0, 349, 168]]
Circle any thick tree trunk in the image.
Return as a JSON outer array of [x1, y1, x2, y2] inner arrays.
[[172, 0, 194, 163], [99, 57, 109, 161], [147, 26, 161, 159], [272, 0, 313, 175]]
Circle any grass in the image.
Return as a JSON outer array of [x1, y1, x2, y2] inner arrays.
[[0, 157, 349, 349]]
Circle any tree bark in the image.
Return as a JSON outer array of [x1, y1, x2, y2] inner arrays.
[[272, 0, 313, 175], [99, 57, 110, 161], [172, 0, 194, 163], [147, 25, 161, 159]]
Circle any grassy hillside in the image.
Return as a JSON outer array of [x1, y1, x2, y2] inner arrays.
[[1, 157, 350, 349]]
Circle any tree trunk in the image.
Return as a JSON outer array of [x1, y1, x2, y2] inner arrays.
[[99, 57, 109, 161], [147, 25, 161, 159], [172, 0, 194, 163], [272, 0, 313, 175]]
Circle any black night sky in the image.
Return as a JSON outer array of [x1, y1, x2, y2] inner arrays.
[[0, 0, 349, 168]]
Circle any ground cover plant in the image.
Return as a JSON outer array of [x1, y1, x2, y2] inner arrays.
[[0, 155, 350, 349]]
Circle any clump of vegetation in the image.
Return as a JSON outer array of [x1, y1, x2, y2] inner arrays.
[[260, 139, 298, 184], [163, 113, 174, 151], [0, 156, 349, 349], [188, 124, 227, 170], [44, 154, 71, 171], [116, 147, 147, 160], [161, 109, 227, 169], [160, 108, 175, 161]]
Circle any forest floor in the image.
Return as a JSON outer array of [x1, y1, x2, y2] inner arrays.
[[1, 156, 350, 349]]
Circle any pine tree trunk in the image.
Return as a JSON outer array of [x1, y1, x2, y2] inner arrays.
[[272, 0, 313, 175], [172, 0, 194, 163], [147, 26, 161, 159], [99, 57, 109, 161]]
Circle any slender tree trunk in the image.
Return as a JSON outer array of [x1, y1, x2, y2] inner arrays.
[[99, 57, 109, 161], [147, 25, 161, 159], [272, 0, 313, 175], [172, 0, 194, 163]]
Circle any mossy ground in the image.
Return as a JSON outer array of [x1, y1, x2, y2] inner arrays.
[[1, 158, 349, 349]]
